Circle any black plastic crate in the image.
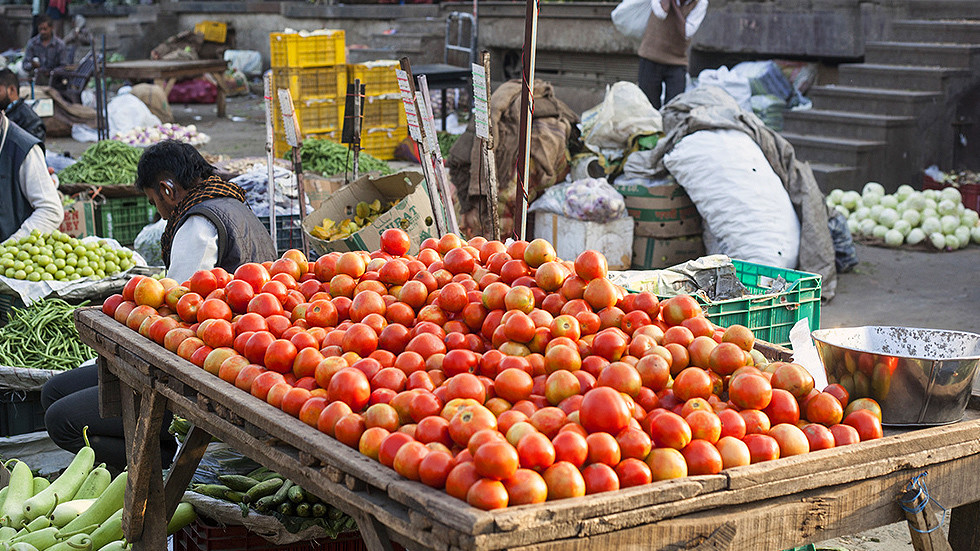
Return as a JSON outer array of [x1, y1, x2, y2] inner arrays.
[[0, 293, 24, 327], [0, 390, 47, 437], [258, 215, 305, 258]]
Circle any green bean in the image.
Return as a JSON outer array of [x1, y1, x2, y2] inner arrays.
[[299, 138, 393, 177], [0, 299, 93, 370], [58, 140, 143, 186]]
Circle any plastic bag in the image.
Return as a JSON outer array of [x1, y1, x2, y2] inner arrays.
[[107, 90, 162, 138], [611, 0, 651, 40], [664, 129, 800, 269], [134, 219, 166, 267], [581, 82, 662, 161], [733, 61, 794, 102], [694, 67, 751, 112], [528, 177, 626, 222], [224, 49, 263, 76], [750, 94, 787, 131], [827, 209, 858, 273]]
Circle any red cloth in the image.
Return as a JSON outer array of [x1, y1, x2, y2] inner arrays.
[[167, 78, 217, 104]]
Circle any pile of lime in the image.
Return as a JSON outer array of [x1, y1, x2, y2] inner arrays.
[[0, 230, 136, 282]]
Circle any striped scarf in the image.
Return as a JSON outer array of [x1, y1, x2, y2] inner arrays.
[[161, 175, 248, 267]]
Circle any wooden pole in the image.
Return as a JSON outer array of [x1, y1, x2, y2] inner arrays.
[[398, 58, 446, 237], [418, 76, 460, 236], [352, 79, 362, 182], [480, 51, 500, 241], [514, 0, 538, 240], [901, 474, 953, 551]]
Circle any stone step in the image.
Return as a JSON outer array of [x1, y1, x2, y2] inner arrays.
[[890, 19, 980, 44], [780, 133, 884, 170], [808, 163, 862, 193], [391, 16, 448, 35], [369, 32, 444, 53], [865, 41, 980, 68], [347, 47, 404, 65], [906, 0, 980, 20], [838, 63, 972, 92], [808, 85, 941, 116], [782, 109, 915, 142]]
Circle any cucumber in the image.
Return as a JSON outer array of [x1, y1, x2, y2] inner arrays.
[[31, 478, 49, 497], [270, 480, 294, 507], [294, 503, 311, 518], [217, 475, 257, 493], [57, 472, 126, 537], [287, 485, 305, 505], [253, 495, 276, 513], [245, 466, 269, 480], [224, 491, 246, 504], [73, 466, 112, 501], [1, 460, 35, 528], [87, 510, 122, 551], [255, 472, 284, 482], [277, 502, 293, 516], [50, 499, 96, 528], [311, 503, 327, 518], [166, 502, 196, 536], [22, 429, 96, 522], [244, 478, 282, 504], [190, 485, 230, 500]]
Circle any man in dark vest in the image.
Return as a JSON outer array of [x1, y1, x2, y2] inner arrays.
[[637, 0, 708, 109], [0, 69, 46, 144], [41, 139, 276, 472], [0, 111, 62, 244]]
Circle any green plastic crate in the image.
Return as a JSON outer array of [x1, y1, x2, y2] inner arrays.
[[657, 259, 822, 349], [96, 196, 157, 246]]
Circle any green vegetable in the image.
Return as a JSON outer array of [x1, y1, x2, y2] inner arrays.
[[23, 429, 96, 522], [437, 131, 461, 158], [299, 138, 392, 177], [2, 460, 35, 528], [10, 542, 43, 551], [166, 503, 196, 536], [287, 484, 305, 505], [189, 485, 230, 500], [94, 540, 128, 551], [58, 471, 125, 536], [73, 465, 112, 500], [50, 498, 96, 528], [0, 525, 17, 541], [244, 478, 283, 504], [277, 502, 293, 517], [86, 509, 122, 550], [58, 140, 143, 186], [10, 526, 59, 549], [217, 475, 258, 493], [271, 480, 293, 507], [46, 532, 92, 551], [32, 478, 50, 496], [311, 503, 327, 518], [294, 502, 311, 518], [0, 298, 96, 371], [22, 515, 51, 532]]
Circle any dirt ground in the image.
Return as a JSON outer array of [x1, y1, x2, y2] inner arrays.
[[48, 95, 978, 551]]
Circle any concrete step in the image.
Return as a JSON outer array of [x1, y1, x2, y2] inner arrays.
[[808, 85, 941, 116], [865, 41, 980, 68], [782, 109, 915, 142], [808, 163, 862, 193], [838, 63, 972, 92], [370, 32, 442, 52], [391, 16, 447, 35], [347, 47, 403, 64], [890, 19, 980, 44], [781, 133, 884, 169], [906, 0, 980, 20]]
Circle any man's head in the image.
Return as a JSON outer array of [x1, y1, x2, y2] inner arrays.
[[135, 140, 216, 220], [37, 17, 53, 41], [0, 69, 18, 111]]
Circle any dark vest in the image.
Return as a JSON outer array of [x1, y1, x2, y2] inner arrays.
[[6, 101, 46, 145], [179, 197, 278, 273], [639, 0, 699, 67], [0, 120, 42, 242]]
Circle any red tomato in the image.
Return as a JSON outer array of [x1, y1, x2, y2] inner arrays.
[[843, 409, 883, 441], [327, 367, 371, 412], [473, 440, 519, 481], [578, 387, 631, 435], [263, 339, 298, 374]]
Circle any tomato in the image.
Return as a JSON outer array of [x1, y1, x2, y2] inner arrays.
[[317, 401, 353, 436], [418, 450, 454, 488], [843, 409, 883, 441], [327, 367, 371, 411], [333, 413, 366, 448], [503, 469, 548, 505], [805, 392, 845, 426], [415, 415, 452, 448], [763, 388, 801, 426], [448, 405, 498, 448], [585, 432, 621, 466], [647, 411, 692, 450], [717, 408, 747, 440], [685, 410, 722, 443], [197, 298, 232, 323], [729, 373, 773, 410], [578, 387, 631, 435], [742, 433, 780, 463], [466, 478, 508, 510], [393, 441, 430, 481], [234, 263, 271, 293], [542, 461, 586, 500], [615, 458, 652, 488], [472, 440, 519, 481], [582, 463, 620, 494], [768, 423, 810, 457], [646, 447, 688, 481], [672, 368, 713, 402], [263, 339, 297, 374], [445, 462, 481, 500]]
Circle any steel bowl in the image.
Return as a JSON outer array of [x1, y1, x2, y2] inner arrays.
[[811, 326, 980, 426]]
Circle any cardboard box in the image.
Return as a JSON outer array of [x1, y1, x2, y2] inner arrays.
[[632, 235, 706, 270], [58, 199, 97, 238], [303, 170, 436, 255], [614, 181, 701, 238], [302, 172, 345, 210], [532, 212, 634, 270]]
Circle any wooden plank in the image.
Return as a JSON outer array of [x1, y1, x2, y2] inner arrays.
[[350, 508, 396, 551], [122, 387, 167, 543], [901, 483, 952, 551], [949, 501, 980, 551], [163, 424, 212, 522], [97, 356, 121, 418]]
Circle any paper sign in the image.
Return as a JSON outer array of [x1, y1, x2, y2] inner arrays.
[[416, 90, 439, 152], [395, 69, 422, 142], [277, 88, 300, 147], [471, 63, 490, 139]]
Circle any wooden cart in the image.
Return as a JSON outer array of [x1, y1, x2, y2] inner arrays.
[[75, 308, 980, 551]]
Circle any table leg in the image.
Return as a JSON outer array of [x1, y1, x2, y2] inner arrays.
[[121, 384, 169, 550], [350, 509, 395, 551], [215, 74, 226, 118], [155, 78, 178, 97], [163, 424, 212, 521], [949, 501, 980, 551], [902, 486, 953, 551]]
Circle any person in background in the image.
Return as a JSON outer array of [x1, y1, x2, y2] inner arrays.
[[45, 0, 70, 37], [41, 140, 276, 472], [0, 111, 62, 243], [24, 16, 70, 85], [0, 69, 46, 143], [637, 0, 708, 109]]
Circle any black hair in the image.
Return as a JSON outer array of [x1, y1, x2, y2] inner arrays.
[[0, 69, 16, 90], [135, 140, 216, 192], [37, 16, 52, 27]]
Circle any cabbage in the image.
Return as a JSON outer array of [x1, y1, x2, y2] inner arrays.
[[873, 225, 889, 239], [877, 208, 899, 228], [941, 215, 960, 234], [930, 232, 946, 249], [921, 217, 942, 235], [880, 195, 899, 209], [860, 219, 877, 236], [828, 189, 844, 204], [938, 199, 958, 216], [901, 209, 921, 228], [906, 228, 926, 245], [940, 187, 962, 204], [945, 234, 961, 250], [923, 189, 938, 200], [869, 205, 885, 222], [847, 218, 861, 234], [955, 225, 971, 246], [905, 194, 926, 212], [925, 198, 938, 211], [834, 205, 850, 218], [863, 182, 885, 196], [862, 193, 881, 207], [972, 226, 980, 244], [895, 184, 914, 201], [893, 219, 912, 236], [825, 196, 837, 208], [884, 229, 904, 247], [961, 209, 979, 227], [854, 206, 872, 221], [922, 207, 938, 220], [841, 191, 861, 210]]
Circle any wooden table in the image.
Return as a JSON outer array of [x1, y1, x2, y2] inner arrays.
[[74, 307, 980, 551], [103, 59, 230, 118]]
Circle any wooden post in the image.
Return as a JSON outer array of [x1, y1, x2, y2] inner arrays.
[[163, 424, 212, 522], [514, 0, 538, 240], [901, 474, 953, 551], [398, 58, 446, 237], [477, 50, 500, 240], [418, 76, 460, 235]]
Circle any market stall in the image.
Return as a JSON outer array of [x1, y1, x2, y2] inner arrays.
[[102, 60, 230, 118]]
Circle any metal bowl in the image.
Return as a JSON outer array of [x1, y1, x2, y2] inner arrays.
[[811, 326, 980, 426]]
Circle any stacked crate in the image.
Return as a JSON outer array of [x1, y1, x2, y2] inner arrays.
[[345, 60, 407, 160], [269, 30, 348, 158]]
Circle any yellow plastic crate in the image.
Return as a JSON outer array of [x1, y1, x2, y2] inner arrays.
[[273, 67, 346, 102], [344, 97, 405, 129], [270, 31, 346, 68], [361, 126, 408, 160], [347, 62, 401, 97], [194, 21, 227, 43], [274, 97, 342, 135]]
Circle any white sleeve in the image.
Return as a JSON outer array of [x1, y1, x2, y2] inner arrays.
[[650, 0, 668, 20], [167, 215, 220, 284], [12, 145, 64, 241], [685, 0, 708, 38]]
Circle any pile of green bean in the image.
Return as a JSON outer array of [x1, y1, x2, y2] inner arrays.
[[58, 140, 143, 186], [299, 138, 393, 177], [0, 299, 94, 370]]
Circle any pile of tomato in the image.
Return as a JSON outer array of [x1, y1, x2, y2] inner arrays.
[[102, 230, 884, 510]]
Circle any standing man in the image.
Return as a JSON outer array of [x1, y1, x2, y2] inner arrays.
[[24, 16, 70, 85], [0, 69, 46, 144], [637, 0, 708, 109], [0, 111, 63, 243]]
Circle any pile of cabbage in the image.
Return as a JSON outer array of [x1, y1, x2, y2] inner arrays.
[[827, 182, 980, 250], [113, 123, 211, 148]]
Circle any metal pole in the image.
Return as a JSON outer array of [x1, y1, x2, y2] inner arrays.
[[292, 145, 310, 256], [352, 79, 361, 182], [418, 76, 460, 236], [263, 74, 277, 249], [515, 0, 538, 240]]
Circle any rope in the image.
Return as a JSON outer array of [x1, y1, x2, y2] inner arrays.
[[899, 471, 948, 534]]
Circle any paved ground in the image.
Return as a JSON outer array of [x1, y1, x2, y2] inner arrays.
[[48, 95, 979, 550]]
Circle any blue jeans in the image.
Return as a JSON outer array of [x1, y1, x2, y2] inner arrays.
[[638, 58, 687, 110]]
